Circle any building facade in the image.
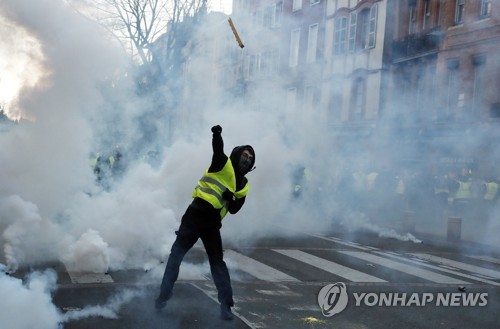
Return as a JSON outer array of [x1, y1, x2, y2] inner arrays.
[[391, 0, 500, 174], [323, 0, 389, 125], [227, 0, 500, 171]]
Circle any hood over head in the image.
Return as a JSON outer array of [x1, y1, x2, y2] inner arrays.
[[230, 145, 255, 175]]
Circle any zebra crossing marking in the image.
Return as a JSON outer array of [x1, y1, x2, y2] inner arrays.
[[309, 234, 372, 250], [311, 235, 500, 286], [467, 255, 500, 266], [273, 249, 387, 283], [178, 263, 209, 280], [373, 251, 500, 286], [410, 253, 500, 280], [339, 251, 469, 284], [224, 250, 300, 282]]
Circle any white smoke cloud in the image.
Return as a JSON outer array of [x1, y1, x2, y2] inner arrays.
[[61, 228, 110, 273], [60, 288, 142, 323], [0, 0, 498, 327], [0, 269, 60, 329], [0, 0, 416, 278], [1, 195, 63, 272]]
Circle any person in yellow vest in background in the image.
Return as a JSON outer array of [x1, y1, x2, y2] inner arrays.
[[480, 176, 499, 205], [450, 167, 473, 215], [155, 125, 255, 321], [484, 180, 499, 201], [89, 152, 102, 181]]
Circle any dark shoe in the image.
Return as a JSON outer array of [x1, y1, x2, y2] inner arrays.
[[154, 291, 172, 310], [155, 298, 167, 310], [220, 303, 234, 321]]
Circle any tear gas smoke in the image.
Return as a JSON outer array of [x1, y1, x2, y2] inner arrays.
[[60, 288, 142, 322], [0, 269, 60, 329], [341, 211, 423, 244], [1, 0, 499, 328]]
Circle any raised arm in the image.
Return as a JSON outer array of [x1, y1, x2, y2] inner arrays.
[[208, 125, 228, 173]]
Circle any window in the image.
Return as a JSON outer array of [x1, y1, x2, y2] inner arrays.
[[348, 12, 357, 52], [289, 29, 301, 67], [307, 23, 319, 63], [350, 78, 366, 120], [273, 2, 283, 27], [455, 0, 465, 24], [480, 0, 492, 18], [359, 5, 377, 50], [293, 0, 302, 11], [359, 9, 370, 49], [265, 2, 283, 28], [423, 0, 431, 30], [446, 59, 460, 118], [263, 7, 273, 28], [472, 55, 486, 117], [409, 3, 417, 34], [368, 5, 377, 47], [334, 17, 347, 55]]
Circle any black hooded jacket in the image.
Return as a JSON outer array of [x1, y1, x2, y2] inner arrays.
[[190, 129, 255, 219]]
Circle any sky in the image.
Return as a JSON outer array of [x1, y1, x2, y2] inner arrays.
[[0, 0, 498, 328], [0, 0, 232, 118], [213, 0, 232, 14], [0, 14, 45, 118]]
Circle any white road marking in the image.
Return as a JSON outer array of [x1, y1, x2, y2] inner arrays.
[[410, 253, 500, 280], [340, 251, 469, 284], [191, 283, 264, 329], [224, 249, 300, 282], [273, 249, 387, 283], [373, 251, 500, 286], [467, 255, 500, 266], [308, 234, 372, 250]]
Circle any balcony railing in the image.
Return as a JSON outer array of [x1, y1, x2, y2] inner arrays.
[[393, 28, 444, 61]]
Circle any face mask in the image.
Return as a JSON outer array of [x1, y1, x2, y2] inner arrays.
[[238, 157, 252, 173]]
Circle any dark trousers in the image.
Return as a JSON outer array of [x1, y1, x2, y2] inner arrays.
[[159, 206, 233, 306]]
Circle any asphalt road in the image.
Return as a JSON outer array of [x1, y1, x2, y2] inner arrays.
[[7, 227, 500, 329]]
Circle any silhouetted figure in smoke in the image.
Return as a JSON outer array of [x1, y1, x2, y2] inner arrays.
[[155, 125, 256, 321], [292, 165, 311, 198], [108, 145, 125, 178]]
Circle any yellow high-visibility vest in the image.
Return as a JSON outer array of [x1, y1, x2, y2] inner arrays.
[[192, 158, 249, 219], [484, 182, 498, 201], [454, 181, 472, 200]]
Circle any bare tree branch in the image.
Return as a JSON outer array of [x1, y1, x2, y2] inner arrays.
[[86, 0, 205, 67]]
